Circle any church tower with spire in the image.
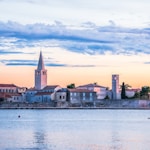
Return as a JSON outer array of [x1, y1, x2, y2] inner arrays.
[[34, 51, 47, 90]]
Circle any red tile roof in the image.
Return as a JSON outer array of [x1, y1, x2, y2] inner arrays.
[[78, 83, 106, 88], [27, 88, 38, 91], [0, 84, 17, 88], [126, 89, 141, 92], [35, 92, 52, 96], [0, 93, 21, 98], [0, 93, 11, 98], [43, 85, 59, 90], [69, 88, 94, 93]]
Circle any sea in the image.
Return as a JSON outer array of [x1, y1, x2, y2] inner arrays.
[[0, 109, 150, 150]]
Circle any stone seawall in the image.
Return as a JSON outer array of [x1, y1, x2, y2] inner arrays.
[[0, 99, 150, 109], [94, 99, 150, 108]]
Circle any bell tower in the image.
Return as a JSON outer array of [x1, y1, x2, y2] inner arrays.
[[35, 51, 47, 90], [112, 74, 119, 99]]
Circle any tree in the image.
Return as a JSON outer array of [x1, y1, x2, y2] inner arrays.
[[121, 82, 126, 99], [133, 91, 140, 99], [140, 86, 150, 99], [67, 83, 75, 89]]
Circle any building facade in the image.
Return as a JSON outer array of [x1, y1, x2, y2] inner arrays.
[[68, 88, 96, 106], [0, 84, 26, 102], [77, 83, 108, 99]]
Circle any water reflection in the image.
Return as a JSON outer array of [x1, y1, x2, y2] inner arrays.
[[110, 129, 122, 150], [33, 131, 47, 149], [1, 110, 150, 150]]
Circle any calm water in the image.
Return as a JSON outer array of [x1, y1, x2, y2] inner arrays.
[[0, 109, 150, 150]]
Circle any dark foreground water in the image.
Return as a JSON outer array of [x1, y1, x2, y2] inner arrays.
[[0, 109, 150, 150]]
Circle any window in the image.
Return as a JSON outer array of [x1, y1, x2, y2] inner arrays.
[[83, 96, 85, 100], [90, 93, 93, 101], [60, 96, 62, 99], [83, 93, 86, 100]]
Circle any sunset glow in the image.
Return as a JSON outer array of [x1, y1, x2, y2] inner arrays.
[[0, 0, 150, 88]]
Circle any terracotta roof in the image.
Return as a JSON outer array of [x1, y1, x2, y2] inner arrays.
[[9, 93, 21, 96], [43, 85, 59, 90], [0, 84, 17, 88], [69, 88, 95, 93], [27, 88, 38, 91], [78, 83, 106, 88], [35, 92, 52, 96], [57, 88, 68, 92], [126, 89, 141, 92], [0, 93, 11, 98], [0, 93, 21, 98]]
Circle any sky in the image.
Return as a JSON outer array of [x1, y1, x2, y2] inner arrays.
[[0, 0, 150, 88]]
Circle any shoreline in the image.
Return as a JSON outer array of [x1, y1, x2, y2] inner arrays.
[[1, 99, 150, 110], [0, 106, 150, 110]]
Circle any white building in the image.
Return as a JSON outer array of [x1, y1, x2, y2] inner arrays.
[[35, 51, 47, 90], [0, 84, 26, 102], [0, 84, 18, 93], [68, 88, 96, 105], [7, 93, 23, 102], [77, 83, 108, 99], [112, 74, 120, 99], [125, 89, 140, 98]]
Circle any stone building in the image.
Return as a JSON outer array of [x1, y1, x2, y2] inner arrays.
[[77, 83, 108, 99], [0, 84, 26, 102], [112, 74, 120, 99], [68, 88, 96, 106]]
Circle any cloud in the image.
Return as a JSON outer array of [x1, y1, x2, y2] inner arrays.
[[144, 62, 150, 64], [46, 63, 66, 67], [1, 59, 37, 66], [0, 20, 150, 57], [0, 49, 23, 54], [0, 59, 101, 67], [69, 65, 96, 67]]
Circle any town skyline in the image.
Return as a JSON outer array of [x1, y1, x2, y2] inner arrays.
[[0, 0, 150, 88], [0, 51, 149, 89]]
